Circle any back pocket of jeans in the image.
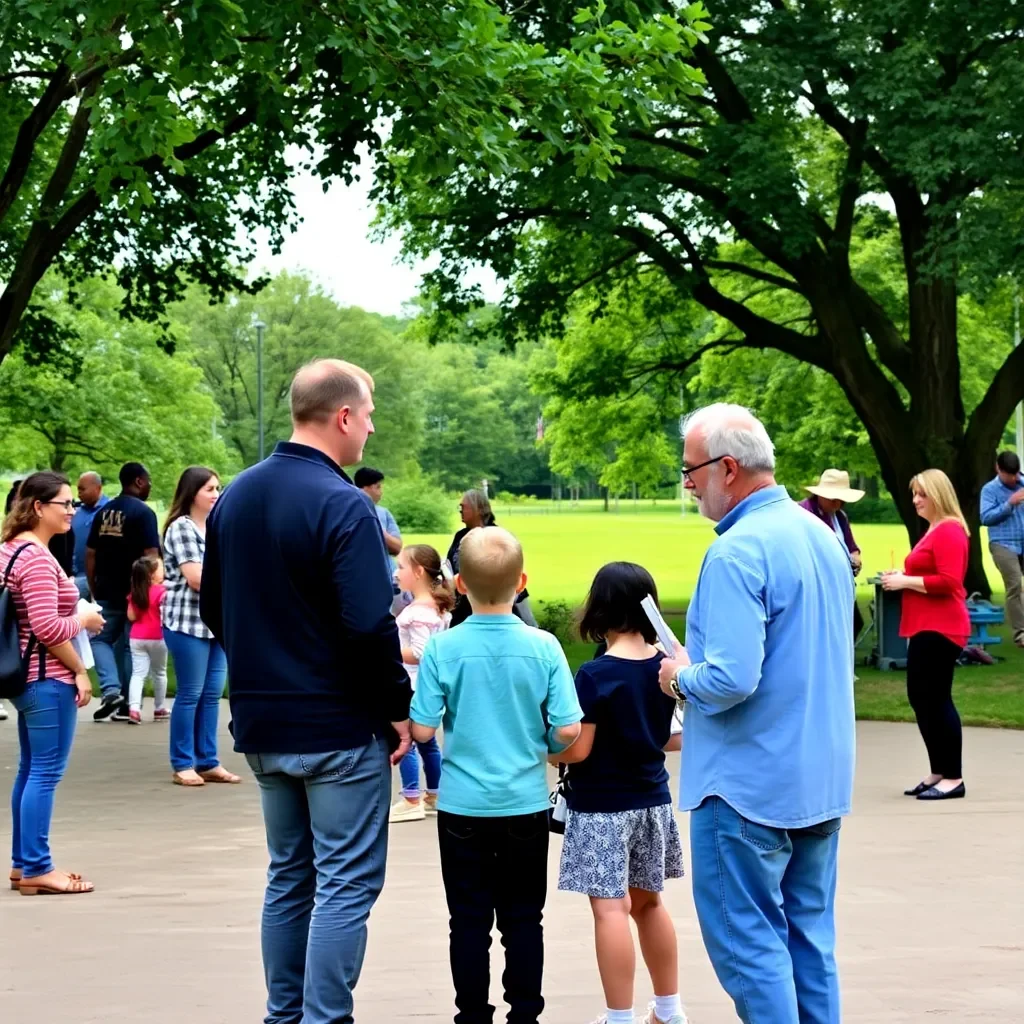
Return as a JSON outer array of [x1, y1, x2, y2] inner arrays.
[[739, 817, 788, 852], [507, 812, 548, 842]]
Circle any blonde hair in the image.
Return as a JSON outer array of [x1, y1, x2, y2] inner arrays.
[[290, 359, 375, 425], [404, 544, 455, 614], [910, 469, 970, 535], [458, 527, 523, 605]]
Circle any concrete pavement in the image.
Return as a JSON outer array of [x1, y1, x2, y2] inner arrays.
[[1, 711, 1022, 1023]]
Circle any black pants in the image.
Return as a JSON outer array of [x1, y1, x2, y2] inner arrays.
[[437, 810, 549, 1024], [906, 631, 963, 778]]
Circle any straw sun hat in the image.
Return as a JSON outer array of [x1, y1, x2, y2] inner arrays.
[[804, 469, 865, 503]]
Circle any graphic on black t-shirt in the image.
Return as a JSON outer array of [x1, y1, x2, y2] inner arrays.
[[566, 653, 677, 814], [87, 495, 160, 605]]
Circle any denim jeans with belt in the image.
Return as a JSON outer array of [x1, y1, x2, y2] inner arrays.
[[246, 738, 391, 1024], [163, 627, 227, 772], [10, 680, 78, 878], [690, 796, 842, 1024]]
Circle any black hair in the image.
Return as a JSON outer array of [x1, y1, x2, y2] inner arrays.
[[578, 561, 660, 645], [119, 462, 149, 489], [354, 467, 384, 489], [997, 451, 1021, 475]]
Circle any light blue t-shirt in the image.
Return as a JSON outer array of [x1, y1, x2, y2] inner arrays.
[[375, 504, 401, 575], [677, 486, 856, 829], [411, 614, 583, 817]]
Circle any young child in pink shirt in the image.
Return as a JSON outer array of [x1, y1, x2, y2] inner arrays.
[[126, 555, 168, 724]]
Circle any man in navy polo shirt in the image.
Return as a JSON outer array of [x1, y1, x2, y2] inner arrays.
[[202, 358, 411, 1024]]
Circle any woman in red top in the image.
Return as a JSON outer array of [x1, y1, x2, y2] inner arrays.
[[881, 469, 970, 802], [1, 472, 105, 894]]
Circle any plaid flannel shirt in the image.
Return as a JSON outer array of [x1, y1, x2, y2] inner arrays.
[[980, 475, 1024, 556], [162, 516, 213, 639]]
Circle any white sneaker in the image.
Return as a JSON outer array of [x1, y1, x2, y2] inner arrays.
[[388, 797, 426, 823], [641, 1003, 689, 1024], [0, 701, 7, 721]]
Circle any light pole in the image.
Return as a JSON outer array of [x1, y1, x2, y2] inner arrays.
[[254, 318, 267, 461], [1015, 290, 1023, 455]]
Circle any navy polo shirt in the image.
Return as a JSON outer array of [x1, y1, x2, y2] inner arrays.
[[201, 442, 411, 754]]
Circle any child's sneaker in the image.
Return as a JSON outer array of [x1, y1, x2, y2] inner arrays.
[[128, 709, 142, 725], [641, 1003, 688, 1024], [153, 708, 171, 721], [423, 793, 438, 815], [389, 797, 426, 823]]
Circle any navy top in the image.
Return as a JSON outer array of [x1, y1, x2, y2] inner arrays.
[[566, 653, 675, 813], [200, 442, 411, 755]]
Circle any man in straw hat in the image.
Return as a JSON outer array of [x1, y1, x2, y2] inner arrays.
[[800, 469, 865, 636]]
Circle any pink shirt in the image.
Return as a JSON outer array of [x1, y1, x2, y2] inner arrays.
[[0, 540, 81, 684], [128, 584, 166, 641], [396, 602, 450, 688]]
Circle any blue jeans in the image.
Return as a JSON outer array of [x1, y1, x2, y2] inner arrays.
[[92, 600, 132, 700], [164, 628, 227, 772], [10, 680, 78, 877], [246, 739, 391, 1024], [399, 735, 442, 797], [689, 797, 842, 1024]]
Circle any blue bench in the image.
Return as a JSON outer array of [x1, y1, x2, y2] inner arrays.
[[966, 598, 1004, 650]]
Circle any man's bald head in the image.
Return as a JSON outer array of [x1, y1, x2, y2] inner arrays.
[[77, 471, 103, 507], [290, 359, 374, 426]]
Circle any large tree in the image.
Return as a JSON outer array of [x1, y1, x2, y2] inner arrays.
[[0, 0, 704, 365], [386, 0, 1024, 596]]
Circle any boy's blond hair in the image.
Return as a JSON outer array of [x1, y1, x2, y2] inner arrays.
[[458, 527, 524, 605]]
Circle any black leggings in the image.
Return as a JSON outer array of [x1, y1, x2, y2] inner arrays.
[[906, 632, 963, 779]]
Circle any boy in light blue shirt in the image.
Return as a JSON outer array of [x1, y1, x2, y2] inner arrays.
[[411, 526, 581, 1024]]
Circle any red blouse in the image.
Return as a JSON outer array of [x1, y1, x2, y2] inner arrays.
[[898, 520, 970, 647]]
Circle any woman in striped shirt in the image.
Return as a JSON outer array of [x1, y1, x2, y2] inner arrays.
[[1, 472, 105, 895]]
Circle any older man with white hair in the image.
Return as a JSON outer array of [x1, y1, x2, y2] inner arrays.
[[659, 404, 855, 1024]]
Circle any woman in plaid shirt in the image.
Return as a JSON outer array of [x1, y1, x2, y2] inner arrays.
[[162, 467, 239, 787]]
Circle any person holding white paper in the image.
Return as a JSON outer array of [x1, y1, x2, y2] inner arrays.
[[658, 404, 855, 1024]]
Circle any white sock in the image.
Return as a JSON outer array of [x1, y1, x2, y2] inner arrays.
[[605, 1009, 634, 1024], [654, 994, 684, 1021]]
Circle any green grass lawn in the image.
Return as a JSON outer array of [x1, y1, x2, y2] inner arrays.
[[408, 505, 1023, 729]]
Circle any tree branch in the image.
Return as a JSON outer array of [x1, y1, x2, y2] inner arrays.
[[705, 260, 803, 293], [965, 343, 1024, 469], [627, 129, 707, 161]]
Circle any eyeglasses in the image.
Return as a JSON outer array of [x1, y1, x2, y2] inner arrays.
[[681, 455, 730, 482], [43, 500, 77, 511]]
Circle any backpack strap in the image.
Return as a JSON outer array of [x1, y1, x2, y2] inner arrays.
[[4, 542, 47, 682]]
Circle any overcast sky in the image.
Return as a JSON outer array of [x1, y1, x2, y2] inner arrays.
[[251, 168, 501, 317]]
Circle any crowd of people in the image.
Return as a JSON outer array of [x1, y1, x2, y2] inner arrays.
[[1, 352, 1019, 1023]]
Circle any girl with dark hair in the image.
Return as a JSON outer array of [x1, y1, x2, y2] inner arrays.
[[446, 489, 537, 627], [553, 562, 687, 1024], [2, 471, 105, 895], [126, 555, 168, 724], [389, 544, 454, 823], [161, 467, 237, 786]]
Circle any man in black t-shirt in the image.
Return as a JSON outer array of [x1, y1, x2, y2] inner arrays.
[[87, 462, 161, 721]]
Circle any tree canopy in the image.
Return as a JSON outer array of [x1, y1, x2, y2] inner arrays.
[[0, 0, 707, 365], [385, 0, 1024, 594]]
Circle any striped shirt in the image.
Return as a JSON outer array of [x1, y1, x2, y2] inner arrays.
[[980, 475, 1024, 556], [0, 540, 81, 684]]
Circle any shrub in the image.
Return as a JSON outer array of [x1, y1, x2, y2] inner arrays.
[[383, 476, 455, 533], [535, 599, 577, 646], [851, 497, 902, 524]]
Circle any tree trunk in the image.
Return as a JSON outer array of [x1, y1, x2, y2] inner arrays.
[[602, 485, 609, 512]]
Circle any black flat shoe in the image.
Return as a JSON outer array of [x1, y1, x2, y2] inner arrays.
[[904, 780, 939, 796], [917, 782, 966, 801]]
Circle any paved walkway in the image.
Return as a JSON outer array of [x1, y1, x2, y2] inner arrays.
[[0, 711, 1021, 1023]]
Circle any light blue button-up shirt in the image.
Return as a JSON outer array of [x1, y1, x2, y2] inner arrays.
[[71, 494, 108, 575], [980, 474, 1024, 556], [677, 486, 856, 829]]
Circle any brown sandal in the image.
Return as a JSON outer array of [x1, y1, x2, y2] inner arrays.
[[172, 770, 205, 787], [198, 767, 241, 784], [10, 869, 81, 890], [20, 873, 93, 896]]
